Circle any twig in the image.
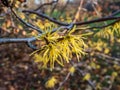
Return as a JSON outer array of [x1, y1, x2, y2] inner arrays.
[[75, 16, 120, 25], [50, 0, 59, 16], [110, 10, 120, 16], [51, 23, 74, 33], [34, 0, 58, 11], [73, 0, 84, 22], [95, 52, 120, 62], [85, 48, 120, 64], [23, 10, 120, 27], [0, 37, 35, 43], [57, 0, 70, 18], [77, 68, 96, 90], [0, 37, 37, 49], [75, 19, 120, 30], [11, 8, 43, 33], [91, 0, 102, 17], [56, 72, 71, 90], [70, 62, 96, 90]]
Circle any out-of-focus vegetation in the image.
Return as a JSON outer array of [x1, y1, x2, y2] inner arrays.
[[0, 0, 120, 90]]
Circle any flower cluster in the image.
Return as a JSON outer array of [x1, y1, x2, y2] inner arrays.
[[31, 24, 87, 69]]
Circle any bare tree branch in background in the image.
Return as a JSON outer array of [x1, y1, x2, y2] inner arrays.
[[70, 61, 96, 90], [57, 72, 71, 90], [34, 0, 59, 11], [57, 0, 70, 18], [50, 0, 59, 16], [73, 0, 84, 22]]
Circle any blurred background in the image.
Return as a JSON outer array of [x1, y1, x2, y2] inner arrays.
[[0, 0, 120, 90]]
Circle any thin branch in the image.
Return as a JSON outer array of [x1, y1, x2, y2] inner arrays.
[[95, 52, 120, 63], [0, 37, 35, 43], [56, 72, 71, 90], [23, 10, 120, 27], [50, 0, 59, 16], [73, 0, 84, 22], [23, 10, 68, 26], [75, 19, 120, 30], [110, 10, 120, 16], [91, 0, 102, 18], [76, 68, 96, 90], [34, 0, 58, 11], [85, 48, 120, 64], [51, 23, 74, 33], [75, 16, 120, 25], [57, 0, 70, 18], [70, 62, 96, 90], [0, 37, 37, 49], [11, 8, 43, 33]]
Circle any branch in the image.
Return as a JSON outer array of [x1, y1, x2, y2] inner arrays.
[[70, 62, 96, 90], [11, 8, 43, 33], [0, 37, 37, 49], [34, 0, 58, 11], [85, 48, 120, 64], [23, 10, 120, 27], [57, 72, 71, 90], [95, 52, 120, 63], [73, 0, 84, 22], [57, 0, 70, 18], [76, 68, 96, 90], [23, 10, 68, 26], [110, 10, 120, 16], [75, 17, 120, 25], [50, 0, 59, 16], [75, 19, 120, 30]]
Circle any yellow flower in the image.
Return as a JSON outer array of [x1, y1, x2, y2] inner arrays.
[[35, 20, 44, 30], [69, 66, 75, 74], [83, 73, 91, 81], [31, 25, 87, 69], [45, 77, 58, 88], [29, 14, 37, 19], [33, 42, 64, 69], [112, 72, 118, 77], [14, 1, 21, 8], [113, 21, 120, 36], [19, 13, 25, 19], [104, 48, 110, 54]]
